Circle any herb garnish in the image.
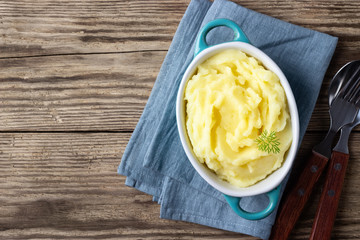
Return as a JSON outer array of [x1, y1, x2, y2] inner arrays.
[[255, 130, 280, 154]]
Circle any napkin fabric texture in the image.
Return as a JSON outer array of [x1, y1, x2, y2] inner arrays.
[[118, 0, 337, 239]]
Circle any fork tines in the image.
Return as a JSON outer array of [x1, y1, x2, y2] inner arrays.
[[340, 66, 360, 104]]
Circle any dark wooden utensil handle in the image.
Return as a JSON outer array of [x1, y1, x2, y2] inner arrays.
[[269, 151, 328, 240], [309, 151, 349, 240]]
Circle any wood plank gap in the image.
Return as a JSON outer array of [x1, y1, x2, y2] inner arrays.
[[0, 130, 134, 134], [0, 49, 168, 60], [1, 129, 359, 134]]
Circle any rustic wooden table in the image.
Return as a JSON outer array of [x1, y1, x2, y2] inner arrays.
[[1, 0, 359, 239]]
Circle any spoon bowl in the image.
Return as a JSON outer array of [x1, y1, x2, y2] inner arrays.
[[329, 60, 360, 153], [310, 60, 360, 239], [329, 60, 360, 105]]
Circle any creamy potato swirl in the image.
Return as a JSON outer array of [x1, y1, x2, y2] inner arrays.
[[185, 49, 292, 187]]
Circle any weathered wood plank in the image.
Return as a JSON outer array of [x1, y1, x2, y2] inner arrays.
[[1, 0, 360, 59], [1, 0, 360, 239], [0, 132, 254, 239], [0, 0, 186, 58], [0, 51, 359, 132], [0, 132, 359, 239], [0, 0, 360, 131], [0, 52, 164, 131], [288, 131, 360, 240]]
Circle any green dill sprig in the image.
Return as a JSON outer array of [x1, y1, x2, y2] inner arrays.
[[255, 130, 280, 154]]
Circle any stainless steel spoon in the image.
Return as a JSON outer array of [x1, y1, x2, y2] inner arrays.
[[328, 60, 360, 154], [310, 61, 360, 240], [270, 60, 360, 240]]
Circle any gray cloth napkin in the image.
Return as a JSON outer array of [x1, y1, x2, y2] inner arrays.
[[118, 0, 338, 239]]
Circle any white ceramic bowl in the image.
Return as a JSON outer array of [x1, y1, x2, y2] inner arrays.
[[176, 41, 300, 198]]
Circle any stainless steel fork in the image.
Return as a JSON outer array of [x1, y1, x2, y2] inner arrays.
[[313, 65, 360, 157], [309, 71, 360, 240], [270, 65, 360, 240]]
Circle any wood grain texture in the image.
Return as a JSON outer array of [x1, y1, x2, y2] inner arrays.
[[0, 52, 165, 131], [0, 0, 185, 58], [0, 132, 255, 240], [1, 0, 360, 59], [0, 0, 360, 131], [288, 132, 360, 240], [269, 151, 329, 240], [0, 52, 359, 132], [310, 151, 350, 240], [0, 132, 359, 239], [1, 0, 360, 239]]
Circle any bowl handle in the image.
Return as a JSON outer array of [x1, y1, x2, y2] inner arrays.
[[223, 185, 281, 220], [194, 18, 278, 221], [194, 18, 250, 57]]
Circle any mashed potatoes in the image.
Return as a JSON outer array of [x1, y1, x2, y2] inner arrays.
[[185, 49, 292, 187]]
